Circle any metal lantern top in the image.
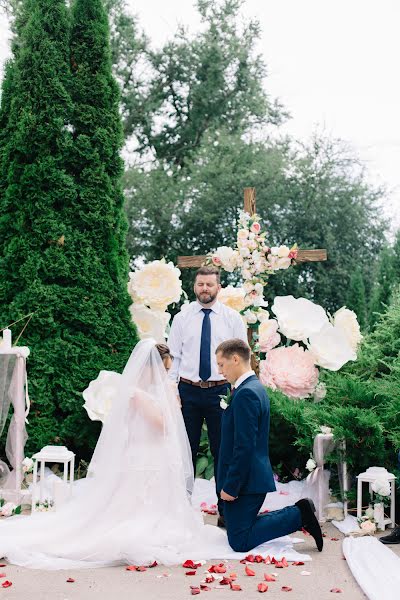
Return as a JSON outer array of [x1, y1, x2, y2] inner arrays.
[[33, 445, 75, 462], [356, 466, 396, 482]]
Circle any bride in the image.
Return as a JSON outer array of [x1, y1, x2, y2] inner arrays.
[[0, 339, 227, 569]]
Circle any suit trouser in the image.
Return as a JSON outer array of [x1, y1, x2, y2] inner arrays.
[[179, 381, 229, 516], [223, 493, 302, 552]]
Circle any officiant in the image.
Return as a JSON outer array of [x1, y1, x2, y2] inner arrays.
[[168, 266, 247, 526]]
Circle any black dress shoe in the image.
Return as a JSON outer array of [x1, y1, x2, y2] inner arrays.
[[295, 498, 323, 552], [217, 515, 226, 528], [380, 526, 400, 544]]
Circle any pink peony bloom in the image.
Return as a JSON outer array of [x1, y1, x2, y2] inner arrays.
[[259, 319, 281, 352], [250, 222, 261, 234], [259, 344, 319, 399]]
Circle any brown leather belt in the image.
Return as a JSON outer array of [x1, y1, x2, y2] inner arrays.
[[180, 377, 228, 389]]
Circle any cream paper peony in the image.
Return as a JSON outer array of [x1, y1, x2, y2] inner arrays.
[[308, 323, 356, 371], [332, 307, 363, 351], [218, 286, 246, 312], [129, 304, 170, 343], [128, 259, 182, 311], [83, 370, 122, 423], [271, 296, 329, 341], [259, 344, 319, 399]]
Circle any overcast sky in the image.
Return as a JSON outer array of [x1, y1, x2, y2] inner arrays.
[[1, 0, 400, 230]]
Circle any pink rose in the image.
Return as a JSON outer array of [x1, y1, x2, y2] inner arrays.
[[259, 344, 319, 399], [212, 255, 222, 266], [259, 319, 281, 352], [250, 222, 261, 234]]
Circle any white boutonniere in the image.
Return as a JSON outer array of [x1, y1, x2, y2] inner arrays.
[[219, 388, 233, 410]]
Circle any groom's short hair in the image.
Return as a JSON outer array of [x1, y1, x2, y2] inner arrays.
[[216, 338, 251, 362], [195, 266, 220, 283]]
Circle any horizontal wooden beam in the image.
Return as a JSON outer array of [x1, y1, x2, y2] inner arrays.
[[177, 249, 327, 269]]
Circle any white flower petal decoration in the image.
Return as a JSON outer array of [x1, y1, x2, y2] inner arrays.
[[332, 307, 363, 351], [218, 286, 246, 312], [82, 370, 123, 423], [128, 259, 182, 311], [307, 323, 357, 371], [129, 304, 170, 343], [272, 296, 330, 341]]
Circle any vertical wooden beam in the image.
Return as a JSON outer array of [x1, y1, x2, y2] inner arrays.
[[243, 187, 256, 216]]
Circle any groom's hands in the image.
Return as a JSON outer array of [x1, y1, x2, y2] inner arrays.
[[220, 490, 237, 501]]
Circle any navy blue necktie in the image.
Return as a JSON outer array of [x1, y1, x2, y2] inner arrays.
[[199, 308, 212, 381]]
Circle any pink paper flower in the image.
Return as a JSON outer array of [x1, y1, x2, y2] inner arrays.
[[260, 344, 319, 399]]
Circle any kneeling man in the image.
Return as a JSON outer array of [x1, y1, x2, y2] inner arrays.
[[216, 338, 323, 553]]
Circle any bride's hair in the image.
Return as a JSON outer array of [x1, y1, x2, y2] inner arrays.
[[155, 343, 172, 363]]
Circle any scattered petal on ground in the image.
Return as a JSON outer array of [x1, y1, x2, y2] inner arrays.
[[330, 589, 343, 593], [258, 583, 268, 592], [292, 562, 304, 566], [1, 581, 12, 588], [281, 586, 293, 592], [66, 578, 75, 583], [264, 573, 277, 582], [230, 583, 242, 591], [245, 565, 256, 576]]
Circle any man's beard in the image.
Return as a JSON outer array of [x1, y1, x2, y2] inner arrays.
[[196, 291, 217, 305]]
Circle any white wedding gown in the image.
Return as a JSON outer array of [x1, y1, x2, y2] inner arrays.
[[0, 340, 309, 569]]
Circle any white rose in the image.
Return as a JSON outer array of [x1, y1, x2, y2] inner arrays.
[[243, 309, 258, 324], [257, 308, 270, 322], [371, 478, 391, 497], [22, 457, 34, 473], [238, 229, 248, 240], [332, 307, 363, 351], [272, 296, 330, 342], [276, 257, 292, 270], [360, 520, 376, 533], [306, 458, 317, 472], [220, 400, 228, 410], [218, 286, 246, 312], [248, 233, 255, 240], [320, 425, 332, 435], [240, 247, 250, 258], [130, 304, 170, 343], [83, 370, 123, 423], [270, 247, 279, 256], [308, 323, 356, 371], [242, 269, 252, 280], [1, 502, 16, 517], [278, 245, 290, 258], [128, 259, 182, 311]]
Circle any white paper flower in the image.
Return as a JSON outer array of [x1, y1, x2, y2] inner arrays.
[[271, 296, 330, 342], [0, 502, 16, 517], [129, 303, 170, 343], [306, 458, 317, 472], [128, 259, 182, 311], [371, 478, 391, 497], [218, 286, 246, 312], [332, 307, 363, 351], [320, 425, 332, 435], [83, 370, 122, 423], [308, 323, 357, 371], [22, 457, 34, 473]]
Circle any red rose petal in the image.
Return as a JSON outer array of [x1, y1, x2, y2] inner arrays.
[[136, 566, 147, 572], [292, 562, 305, 566], [275, 561, 284, 568], [66, 578, 75, 583], [258, 583, 268, 592], [264, 573, 276, 582], [220, 577, 232, 585], [246, 554, 255, 562], [148, 561, 158, 568], [330, 538, 339, 542], [186, 571, 197, 576], [255, 555, 264, 563], [0, 574, 6, 578], [245, 565, 256, 576], [264, 555, 271, 565], [1, 581, 12, 588], [205, 575, 215, 583], [183, 560, 198, 569], [190, 586, 201, 595], [230, 583, 242, 591], [282, 558, 289, 568], [282, 586, 293, 592], [260, 509, 269, 514], [126, 565, 136, 571], [0, 565, 6, 568], [208, 563, 227, 573], [229, 572, 237, 580], [200, 584, 211, 591], [330, 589, 342, 593], [302, 528, 310, 536]]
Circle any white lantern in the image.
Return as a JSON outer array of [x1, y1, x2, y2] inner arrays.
[[31, 445, 75, 512], [356, 466, 396, 530]]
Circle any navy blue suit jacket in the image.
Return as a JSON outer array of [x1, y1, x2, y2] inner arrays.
[[217, 375, 276, 498]]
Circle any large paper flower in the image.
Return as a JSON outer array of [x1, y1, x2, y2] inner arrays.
[[129, 304, 170, 343], [83, 370, 122, 423], [307, 323, 356, 371], [271, 296, 329, 341], [128, 259, 182, 311], [211, 247, 239, 272], [259, 344, 319, 399], [259, 319, 281, 352], [218, 286, 246, 312], [332, 307, 363, 351]]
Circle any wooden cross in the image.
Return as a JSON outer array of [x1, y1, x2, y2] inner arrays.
[[178, 187, 327, 268], [177, 187, 327, 373]]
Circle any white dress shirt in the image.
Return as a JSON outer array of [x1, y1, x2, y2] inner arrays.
[[234, 370, 256, 390], [168, 300, 248, 382]]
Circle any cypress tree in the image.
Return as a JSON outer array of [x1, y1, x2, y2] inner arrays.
[[0, 0, 137, 459], [345, 268, 368, 330], [369, 247, 395, 329]]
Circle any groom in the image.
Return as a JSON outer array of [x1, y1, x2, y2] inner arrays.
[[216, 338, 323, 553]]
